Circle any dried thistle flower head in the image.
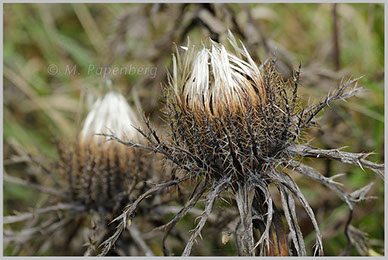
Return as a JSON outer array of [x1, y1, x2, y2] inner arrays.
[[172, 36, 266, 120], [57, 91, 150, 214], [166, 34, 302, 182], [4, 90, 175, 256]]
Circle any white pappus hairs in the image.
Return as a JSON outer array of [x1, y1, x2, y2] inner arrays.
[[170, 31, 266, 119], [80, 91, 140, 147]]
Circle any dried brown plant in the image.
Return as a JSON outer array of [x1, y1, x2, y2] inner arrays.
[[4, 92, 170, 256], [99, 33, 383, 256]]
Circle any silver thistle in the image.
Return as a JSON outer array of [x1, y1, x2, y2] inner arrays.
[[97, 34, 383, 256]]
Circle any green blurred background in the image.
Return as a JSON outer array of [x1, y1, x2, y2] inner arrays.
[[3, 3, 384, 256]]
